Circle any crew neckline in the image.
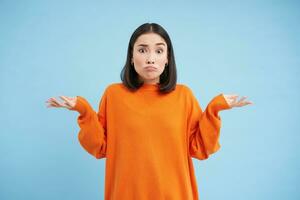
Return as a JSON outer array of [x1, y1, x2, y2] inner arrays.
[[139, 83, 160, 91]]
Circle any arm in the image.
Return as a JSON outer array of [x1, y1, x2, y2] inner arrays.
[[188, 92, 231, 160], [70, 92, 107, 159]]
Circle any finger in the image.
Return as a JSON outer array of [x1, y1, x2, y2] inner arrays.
[[50, 101, 62, 107], [65, 105, 73, 110], [65, 96, 74, 100], [52, 99, 66, 107], [227, 96, 238, 100], [48, 98, 61, 105], [59, 96, 71, 104], [46, 103, 59, 108], [46, 98, 56, 103], [59, 96, 68, 101], [47, 103, 59, 108], [48, 99, 59, 105], [237, 96, 247, 103], [238, 101, 252, 107], [59, 96, 72, 107], [50, 100, 70, 109]]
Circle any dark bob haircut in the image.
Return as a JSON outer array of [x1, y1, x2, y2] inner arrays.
[[120, 23, 177, 94]]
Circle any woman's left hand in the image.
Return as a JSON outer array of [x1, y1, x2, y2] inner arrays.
[[222, 94, 253, 108]]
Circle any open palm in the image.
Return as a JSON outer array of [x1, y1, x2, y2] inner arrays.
[[46, 96, 77, 110], [222, 94, 253, 108]]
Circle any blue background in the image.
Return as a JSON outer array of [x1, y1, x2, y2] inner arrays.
[[1, 0, 299, 199]]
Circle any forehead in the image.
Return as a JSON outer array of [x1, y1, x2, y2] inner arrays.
[[134, 33, 167, 47]]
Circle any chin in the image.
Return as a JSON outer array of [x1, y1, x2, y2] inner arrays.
[[142, 77, 159, 82]]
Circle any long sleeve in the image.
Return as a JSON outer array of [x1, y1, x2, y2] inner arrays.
[[187, 90, 232, 160], [67, 82, 235, 199], [70, 91, 108, 159]]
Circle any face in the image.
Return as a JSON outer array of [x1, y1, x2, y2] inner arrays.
[[131, 33, 168, 84]]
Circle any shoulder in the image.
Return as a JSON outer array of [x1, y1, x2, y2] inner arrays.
[[176, 83, 200, 106], [105, 82, 122, 90], [176, 83, 194, 96], [102, 82, 127, 95]]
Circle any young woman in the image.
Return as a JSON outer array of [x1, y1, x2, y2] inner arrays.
[[46, 23, 252, 200]]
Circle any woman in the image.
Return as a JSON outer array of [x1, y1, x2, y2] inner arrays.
[[46, 23, 252, 200]]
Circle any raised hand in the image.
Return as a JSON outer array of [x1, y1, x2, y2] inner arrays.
[[222, 94, 253, 108], [46, 96, 77, 110]]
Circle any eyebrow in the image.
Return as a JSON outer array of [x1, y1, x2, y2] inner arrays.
[[137, 43, 166, 47]]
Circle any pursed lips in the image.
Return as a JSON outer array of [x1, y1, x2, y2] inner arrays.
[[144, 66, 157, 70]]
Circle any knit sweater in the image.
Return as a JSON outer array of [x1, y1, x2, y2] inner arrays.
[[71, 82, 231, 200]]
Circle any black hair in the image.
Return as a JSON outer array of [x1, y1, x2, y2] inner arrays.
[[120, 23, 177, 93]]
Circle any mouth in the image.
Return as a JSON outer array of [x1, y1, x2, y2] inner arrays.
[[144, 66, 157, 71]]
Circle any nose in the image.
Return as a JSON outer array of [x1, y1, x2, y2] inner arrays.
[[147, 60, 154, 64], [146, 54, 155, 64]]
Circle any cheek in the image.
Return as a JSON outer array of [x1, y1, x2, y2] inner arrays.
[[158, 54, 168, 63], [159, 66, 166, 73], [158, 57, 168, 68], [133, 54, 144, 66]]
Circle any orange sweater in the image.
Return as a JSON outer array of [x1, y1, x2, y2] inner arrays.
[[71, 82, 231, 200]]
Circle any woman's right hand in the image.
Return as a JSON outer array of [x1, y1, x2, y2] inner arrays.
[[46, 96, 77, 110]]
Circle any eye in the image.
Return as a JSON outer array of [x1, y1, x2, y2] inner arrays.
[[157, 49, 164, 54], [138, 48, 146, 53]]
